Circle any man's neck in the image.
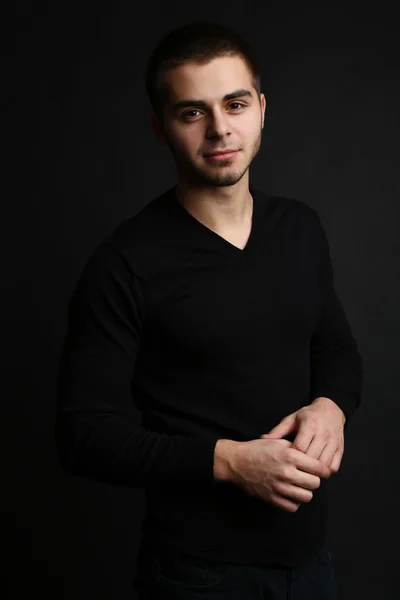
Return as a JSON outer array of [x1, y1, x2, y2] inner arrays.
[[175, 181, 253, 231]]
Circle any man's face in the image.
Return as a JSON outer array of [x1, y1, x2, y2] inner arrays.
[[152, 55, 266, 188]]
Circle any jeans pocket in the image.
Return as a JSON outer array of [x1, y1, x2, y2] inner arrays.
[[155, 549, 232, 589]]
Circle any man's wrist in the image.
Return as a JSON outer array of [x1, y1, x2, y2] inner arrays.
[[213, 439, 240, 482], [311, 396, 346, 425]]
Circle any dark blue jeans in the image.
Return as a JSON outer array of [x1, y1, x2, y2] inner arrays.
[[133, 542, 339, 599]]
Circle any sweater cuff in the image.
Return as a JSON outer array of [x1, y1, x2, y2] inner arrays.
[[157, 434, 221, 485]]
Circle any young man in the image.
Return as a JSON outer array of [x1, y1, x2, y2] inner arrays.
[[56, 22, 362, 599]]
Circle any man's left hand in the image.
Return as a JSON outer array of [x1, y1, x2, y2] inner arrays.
[[260, 397, 346, 474]]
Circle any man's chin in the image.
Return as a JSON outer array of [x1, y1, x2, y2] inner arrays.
[[194, 167, 245, 188], [177, 160, 247, 188]]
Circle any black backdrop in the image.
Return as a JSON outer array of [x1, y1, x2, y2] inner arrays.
[[8, 2, 399, 598]]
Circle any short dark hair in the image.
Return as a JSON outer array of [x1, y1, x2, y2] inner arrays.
[[145, 22, 261, 119]]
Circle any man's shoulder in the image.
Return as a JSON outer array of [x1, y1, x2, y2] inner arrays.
[[100, 187, 174, 270], [279, 195, 319, 220], [255, 187, 320, 226], [110, 188, 171, 243]]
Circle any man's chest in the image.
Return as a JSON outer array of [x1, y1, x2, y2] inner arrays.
[[140, 241, 321, 364]]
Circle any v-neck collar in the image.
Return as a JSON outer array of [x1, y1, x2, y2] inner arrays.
[[167, 183, 260, 256]]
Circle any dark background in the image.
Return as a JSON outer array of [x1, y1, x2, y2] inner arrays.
[[8, 1, 398, 598]]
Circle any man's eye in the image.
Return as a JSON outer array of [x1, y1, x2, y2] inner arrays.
[[182, 103, 245, 119], [183, 109, 201, 118]]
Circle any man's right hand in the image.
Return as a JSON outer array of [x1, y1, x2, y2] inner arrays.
[[226, 438, 332, 513]]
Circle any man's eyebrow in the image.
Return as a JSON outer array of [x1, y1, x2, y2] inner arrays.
[[170, 89, 254, 112]]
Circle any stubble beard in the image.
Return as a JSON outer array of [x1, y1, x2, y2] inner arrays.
[[166, 126, 263, 189]]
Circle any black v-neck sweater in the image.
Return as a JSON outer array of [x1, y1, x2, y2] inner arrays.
[[56, 184, 363, 567]]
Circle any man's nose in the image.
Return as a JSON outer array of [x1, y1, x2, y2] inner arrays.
[[206, 110, 231, 138]]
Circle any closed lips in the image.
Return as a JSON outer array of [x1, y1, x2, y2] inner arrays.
[[205, 150, 239, 156]]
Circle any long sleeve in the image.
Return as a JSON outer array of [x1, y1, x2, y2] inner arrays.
[[309, 212, 363, 427], [55, 240, 219, 488]]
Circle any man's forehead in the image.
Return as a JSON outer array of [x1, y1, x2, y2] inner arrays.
[[164, 56, 252, 93]]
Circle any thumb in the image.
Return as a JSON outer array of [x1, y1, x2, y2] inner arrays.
[[260, 414, 297, 439]]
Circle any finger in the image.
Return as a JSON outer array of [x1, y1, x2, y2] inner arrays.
[[306, 433, 337, 466], [261, 438, 292, 447], [318, 440, 339, 470], [274, 482, 313, 505], [291, 421, 315, 454], [328, 447, 344, 473], [294, 449, 331, 479]]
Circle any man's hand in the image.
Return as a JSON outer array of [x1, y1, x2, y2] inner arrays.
[[260, 397, 346, 474]]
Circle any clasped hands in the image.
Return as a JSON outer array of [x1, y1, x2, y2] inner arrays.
[[259, 396, 346, 475]]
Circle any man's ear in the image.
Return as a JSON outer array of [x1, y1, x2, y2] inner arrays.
[[261, 93, 267, 129]]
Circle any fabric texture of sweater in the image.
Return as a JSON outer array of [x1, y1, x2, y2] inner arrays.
[[56, 183, 363, 567]]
